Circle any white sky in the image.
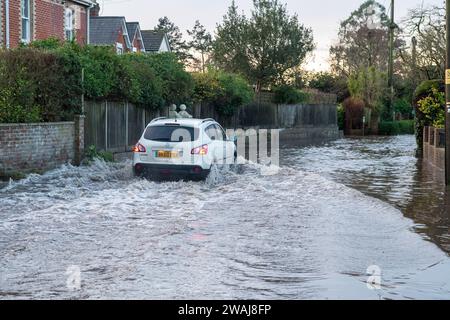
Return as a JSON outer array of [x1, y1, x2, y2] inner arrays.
[[100, 0, 444, 71]]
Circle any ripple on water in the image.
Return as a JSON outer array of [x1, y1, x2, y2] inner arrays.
[[0, 149, 449, 299]]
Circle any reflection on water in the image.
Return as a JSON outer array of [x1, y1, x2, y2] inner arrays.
[[0, 136, 449, 299], [283, 135, 450, 254]]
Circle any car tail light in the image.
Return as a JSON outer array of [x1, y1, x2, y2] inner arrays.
[[191, 144, 208, 155], [132, 143, 146, 153]]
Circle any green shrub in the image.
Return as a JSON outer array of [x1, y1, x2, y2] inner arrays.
[[398, 120, 415, 134], [84, 145, 114, 163], [0, 47, 75, 122], [192, 70, 254, 116], [0, 87, 41, 123], [192, 72, 221, 102], [215, 72, 254, 116], [379, 121, 400, 135], [416, 87, 445, 128], [78, 45, 125, 100], [413, 80, 444, 103], [379, 120, 414, 135], [30, 37, 63, 50], [120, 54, 165, 109], [272, 85, 310, 104], [0, 41, 195, 123], [413, 79, 444, 150], [55, 42, 83, 118], [393, 98, 413, 118], [144, 53, 194, 105]]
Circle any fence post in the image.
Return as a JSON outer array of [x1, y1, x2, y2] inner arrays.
[[74, 115, 85, 165], [105, 100, 108, 151], [125, 101, 129, 151]]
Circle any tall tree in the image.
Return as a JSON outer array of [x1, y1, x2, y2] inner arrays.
[[213, 0, 314, 90], [400, 5, 445, 81], [187, 20, 213, 73], [330, 0, 397, 77], [348, 66, 387, 133], [155, 17, 190, 62]]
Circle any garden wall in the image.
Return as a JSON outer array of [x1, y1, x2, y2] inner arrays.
[[0, 116, 84, 177], [423, 126, 445, 170]]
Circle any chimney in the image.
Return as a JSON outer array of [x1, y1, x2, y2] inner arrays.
[[90, 1, 100, 17]]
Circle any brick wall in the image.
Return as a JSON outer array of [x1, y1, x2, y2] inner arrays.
[[75, 6, 87, 45], [2, 0, 89, 48], [6, 0, 21, 47], [1, 0, 3, 46], [116, 28, 127, 52], [423, 126, 445, 171], [34, 0, 65, 42], [0, 119, 85, 175]]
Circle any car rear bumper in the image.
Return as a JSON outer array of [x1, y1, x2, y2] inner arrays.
[[134, 163, 210, 181]]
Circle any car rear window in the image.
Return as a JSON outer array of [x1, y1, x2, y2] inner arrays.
[[144, 126, 199, 142]]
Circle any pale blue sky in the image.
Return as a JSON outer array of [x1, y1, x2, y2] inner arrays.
[[100, 0, 444, 70]]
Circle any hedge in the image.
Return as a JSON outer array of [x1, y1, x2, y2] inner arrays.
[[272, 85, 310, 104], [1, 40, 256, 123], [192, 71, 254, 116], [413, 79, 444, 149], [0, 42, 194, 123], [378, 120, 415, 136], [0, 47, 81, 123]]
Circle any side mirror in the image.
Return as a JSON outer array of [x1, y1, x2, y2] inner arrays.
[[228, 135, 237, 143]]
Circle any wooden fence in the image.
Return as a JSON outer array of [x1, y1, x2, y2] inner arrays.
[[84, 101, 168, 153], [85, 99, 338, 153]]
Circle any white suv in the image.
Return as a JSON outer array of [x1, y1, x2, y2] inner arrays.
[[132, 118, 237, 180]]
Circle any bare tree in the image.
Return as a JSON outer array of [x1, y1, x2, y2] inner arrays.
[[400, 4, 445, 81]]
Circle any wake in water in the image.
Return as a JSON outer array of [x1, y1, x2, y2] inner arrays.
[[0, 155, 449, 299]]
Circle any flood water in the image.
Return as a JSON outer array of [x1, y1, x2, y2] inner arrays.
[[0, 135, 449, 299]]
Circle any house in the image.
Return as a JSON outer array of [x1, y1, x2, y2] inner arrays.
[[126, 22, 145, 53], [1, 0, 95, 48], [141, 30, 171, 53], [89, 16, 131, 54]]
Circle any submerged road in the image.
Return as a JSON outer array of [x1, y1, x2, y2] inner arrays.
[[0, 135, 449, 299]]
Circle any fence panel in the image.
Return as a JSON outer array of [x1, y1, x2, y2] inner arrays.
[[127, 104, 144, 147], [85, 100, 106, 151], [85, 100, 165, 153], [106, 101, 127, 152], [85, 100, 338, 153]]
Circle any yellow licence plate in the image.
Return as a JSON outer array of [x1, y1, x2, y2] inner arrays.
[[155, 150, 179, 158]]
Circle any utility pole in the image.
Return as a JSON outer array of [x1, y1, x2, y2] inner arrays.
[[388, 0, 395, 117], [411, 37, 418, 88], [81, 68, 85, 114], [445, 0, 450, 185]]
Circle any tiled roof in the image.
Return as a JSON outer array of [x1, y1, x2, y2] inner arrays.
[[126, 22, 139, 40], [141, 30, 166, 52], [90, 16, 129, 47]]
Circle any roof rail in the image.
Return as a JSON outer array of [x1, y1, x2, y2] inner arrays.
[[202, 118, 216, 124], [150, 117, 167, 123]]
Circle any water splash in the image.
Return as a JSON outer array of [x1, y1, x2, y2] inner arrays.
[[0, 142, 449, 299]]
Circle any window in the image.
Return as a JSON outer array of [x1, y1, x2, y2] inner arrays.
[[116, 42, 123, 54], [21, 0, 31, 43], [144, 126, 199, 142], [205, 125, 218, 141], [65, 8, 74, 41], [214, 125, 226, 141]]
